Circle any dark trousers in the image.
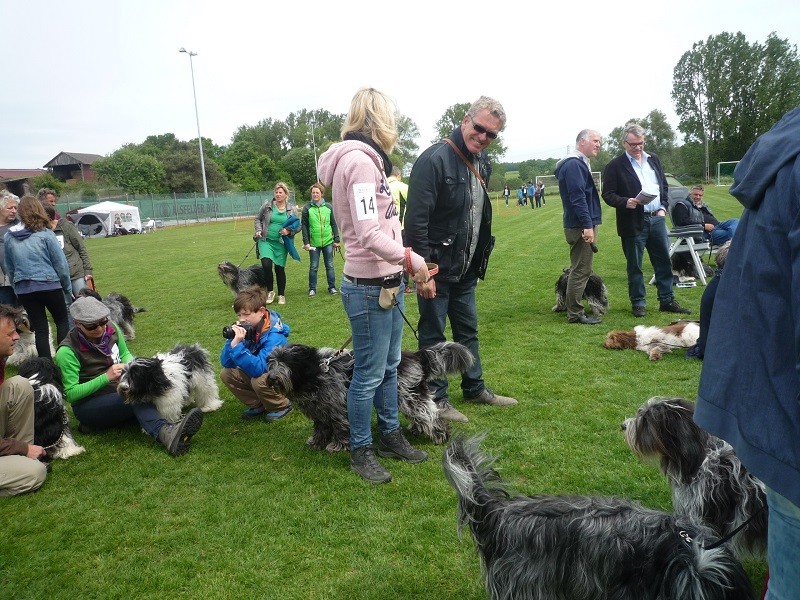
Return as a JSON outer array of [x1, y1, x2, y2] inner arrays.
[[17, 289, 69, 359], [260, 258, 286, 295]]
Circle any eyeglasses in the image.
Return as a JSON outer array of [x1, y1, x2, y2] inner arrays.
[[625, 140, 645, 148], [468, 115, 499, 140], [79, 318, 109, 330]]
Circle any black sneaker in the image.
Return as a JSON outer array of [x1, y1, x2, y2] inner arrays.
[[659, 299, 691, 314], [376, 429, 428, 463], [350, 446, 392, 483], [632, 305, 647, 318]]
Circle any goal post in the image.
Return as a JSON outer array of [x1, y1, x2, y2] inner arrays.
[[716, 161, 739, 187]]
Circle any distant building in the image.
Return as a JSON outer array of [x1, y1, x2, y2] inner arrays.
[[43, 152, 103, 183], [0, 168, 48, 196]]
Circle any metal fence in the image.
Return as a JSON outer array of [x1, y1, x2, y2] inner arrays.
[[57, 190, 284, 226]]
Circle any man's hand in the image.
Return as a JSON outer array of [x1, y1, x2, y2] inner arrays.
[[582, 228, 595, 244], [26, 443, 46, 460]]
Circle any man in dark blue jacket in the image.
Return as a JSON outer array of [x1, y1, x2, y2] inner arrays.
[[554, 129, 603, 324], [695, 107, 800, 598]]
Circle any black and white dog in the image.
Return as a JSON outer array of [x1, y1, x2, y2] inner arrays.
[[16, 357, 85, 460], [443, 435, 754, 600], [622, 397, 768, 559], [217, 261, 267, 296], [552, 267, 608, 316], [76, 289, 146, 341], [266, 341, 474, 452], [117, 343, 223, 423]]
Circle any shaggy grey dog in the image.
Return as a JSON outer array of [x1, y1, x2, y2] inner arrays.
[[622, 396, 768, 560], [443, 435, 754, 600], [217, 261, 267, 296], [266, 341, 474, 452], [76, 289, 146, 341], [552, 267, 608, 316]]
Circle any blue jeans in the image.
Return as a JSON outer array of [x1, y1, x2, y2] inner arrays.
[[416, 273, 483, 400], [308, 244, 336, 292], [620, 215, 674, 307], [765, 487, 800, 600], [340, 278, 404, 449], [709, 218, 739, 246], [72, 392, 167, 439]]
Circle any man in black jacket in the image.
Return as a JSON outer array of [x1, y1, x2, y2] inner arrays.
[[601, 123, 690, 318], [405, 97, 517, 423], [672, 184, 738, 245]]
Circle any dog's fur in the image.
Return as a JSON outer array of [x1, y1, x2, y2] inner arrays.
[[217, 261, 267, 296], [76, 289, 146, 341], [16, 357, 85, 460], [622, 397, 768, 560], [552, 267, 608, 316], [443, 434, 754, 600], [117, 343, 223, 423], [266, 341, 474, 452], [7, 312, 55, 367], [603, 320, 699, 360]]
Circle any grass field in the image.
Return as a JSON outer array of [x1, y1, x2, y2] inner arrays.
[[3, 187, 766, 599]]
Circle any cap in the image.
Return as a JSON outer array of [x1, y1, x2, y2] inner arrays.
[[69, 296, 110, 323]]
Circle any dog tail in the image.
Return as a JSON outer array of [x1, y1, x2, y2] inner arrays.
[[443, 434, 510, 532], [417, 342, 474, 380]]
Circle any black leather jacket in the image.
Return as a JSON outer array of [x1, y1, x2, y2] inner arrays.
[[405, 128, 495, 282]]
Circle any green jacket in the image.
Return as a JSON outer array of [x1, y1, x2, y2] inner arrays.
[[301, 201, 339, 248], [54, 218, 93, 280]]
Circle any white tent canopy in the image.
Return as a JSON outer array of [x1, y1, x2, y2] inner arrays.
[[73, 201, 142, 237]]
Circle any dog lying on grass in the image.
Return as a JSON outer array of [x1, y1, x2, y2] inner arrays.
[[603, 320, 699, 360]]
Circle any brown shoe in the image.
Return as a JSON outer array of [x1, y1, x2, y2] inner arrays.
[[464, 389, 518, 407], [436, 400, 468, 423]]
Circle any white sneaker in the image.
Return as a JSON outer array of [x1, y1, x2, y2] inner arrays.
[[278, 295, 286, 305], [309, 290, 316, 297], [266, 291, 275, 304]]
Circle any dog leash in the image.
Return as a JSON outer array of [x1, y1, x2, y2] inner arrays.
[[237, 242, 257, 268], [679, 504, 766, 550], [321, 335, 353, 373]]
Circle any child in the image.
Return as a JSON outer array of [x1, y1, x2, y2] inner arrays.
[[300, 182, 340, 297], [220, 286, 292, 421]]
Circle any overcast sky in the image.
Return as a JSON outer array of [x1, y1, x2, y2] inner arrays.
[[2, 0, 798, 169]]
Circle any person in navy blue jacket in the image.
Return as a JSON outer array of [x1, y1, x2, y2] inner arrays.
[[554, 129, 603, 324], [695, 107, 800, 599], [220, 286, 292, 422]]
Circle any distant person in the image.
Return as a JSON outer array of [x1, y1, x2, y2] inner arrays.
[[220, 286, 292, 421], [522, 183, 528, 205], [503, 184, 510, 206], [0, 304, 48, 497], [36, 188, 61, 220], [300, 182, 340, 297], [0, 191, 20, 306], [405, 96, 517, 424], [517, 186, 524, 206], [534, 181, 543, 208], [387, 166, 409, 225], [540, 181, 546, 205], [601, 123, 690, 318], [254, 182, 301, 306], [526, 180, 536, 209], [672, 184, 739, 246], [4, 196, 71, 358], [694, 107, 800, 600], [42, 203, 94, 297], [554, 129, 603, 325], [54, 296, 204, 456]]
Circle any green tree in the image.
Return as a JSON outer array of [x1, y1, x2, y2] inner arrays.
[[161, 147, 228, 194], [232, 118, 290, 163], [433, 102, 507, 163], [672, 31, 800, 179], [218, 140, 279, 190], [93, 149, 167, 194], [29, 172, 64, 196], [278, 147, 316, 195]]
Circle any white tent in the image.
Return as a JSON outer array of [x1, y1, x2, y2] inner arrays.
[[73, 201, 142, 237]]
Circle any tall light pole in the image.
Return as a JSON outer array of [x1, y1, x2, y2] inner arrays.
[[179, 47, 208, 198]]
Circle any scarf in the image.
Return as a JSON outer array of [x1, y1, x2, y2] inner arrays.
[[343, 132, 393, 177]]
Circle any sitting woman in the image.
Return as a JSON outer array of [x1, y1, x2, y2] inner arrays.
[[54, 296, 204, 456]]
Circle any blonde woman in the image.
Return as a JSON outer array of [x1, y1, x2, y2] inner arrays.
[[317, 87, 430, 483], [253, 182, 300, 305]]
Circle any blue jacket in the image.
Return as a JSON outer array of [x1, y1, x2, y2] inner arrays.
[[282, 215, 301, 261], [694, 107, 800, 507], [4, 225, 71, 295], [554, 155, 602, 230], [220, 310, 290, 378]]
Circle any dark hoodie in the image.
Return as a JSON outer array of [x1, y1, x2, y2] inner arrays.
[[695, 107, 800, 507]]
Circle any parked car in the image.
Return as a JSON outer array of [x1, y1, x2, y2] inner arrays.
[[665, 173, 689, 207]]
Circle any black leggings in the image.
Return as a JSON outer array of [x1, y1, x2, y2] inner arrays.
[[261, 258, 286, 295], [18, 289, 70, 359]]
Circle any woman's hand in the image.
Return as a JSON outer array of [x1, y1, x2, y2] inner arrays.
[[106, 363, 126, 383]]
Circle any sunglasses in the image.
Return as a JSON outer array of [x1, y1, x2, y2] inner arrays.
[[468, 115, 499, 140], [80, 318, 109, 330]]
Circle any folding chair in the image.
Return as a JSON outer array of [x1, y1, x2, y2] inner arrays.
[[649, 201, 717, 286]]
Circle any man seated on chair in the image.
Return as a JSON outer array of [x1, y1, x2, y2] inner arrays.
[[672, 184, 738, 246]]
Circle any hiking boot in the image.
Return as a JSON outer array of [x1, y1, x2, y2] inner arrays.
[[350, 446, 392, 483], [157, 408, 203, 456], [659, 299, 691, 314], [464, 389, 518, 407], [266, 291, 276, 304], [263, 404, 292, 422], [436, 399, 468, 423], [376, 429, 428, 463]]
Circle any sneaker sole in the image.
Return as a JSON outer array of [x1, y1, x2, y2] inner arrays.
[[263, 405, 293, 422], [350, 464, 392, 483], [169, 409, 203, 456], [376, 446, 428, 464]]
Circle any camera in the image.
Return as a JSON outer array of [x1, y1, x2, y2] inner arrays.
[[222, 322, 256, 341]]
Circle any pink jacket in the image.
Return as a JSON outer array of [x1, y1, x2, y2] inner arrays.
[[317, 140, 424, 279]]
